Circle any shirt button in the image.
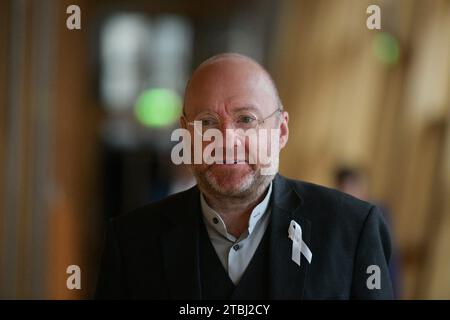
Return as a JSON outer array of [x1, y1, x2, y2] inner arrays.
[[212, 217, 219, 224], [233, 244, 240, 251]]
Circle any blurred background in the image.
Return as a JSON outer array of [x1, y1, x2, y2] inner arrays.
[[0, 0, 449, 299]]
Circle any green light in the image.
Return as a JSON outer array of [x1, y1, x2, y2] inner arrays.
[[373, 32, 400, 65], [134, 88, 182, 127]]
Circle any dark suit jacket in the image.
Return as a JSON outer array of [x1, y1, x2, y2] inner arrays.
[[95, 174, 393, 299]]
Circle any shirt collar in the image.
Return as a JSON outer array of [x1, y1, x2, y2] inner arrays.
[[200, 182, 273, 241]]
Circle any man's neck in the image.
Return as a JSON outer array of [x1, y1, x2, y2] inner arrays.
[[202, 181, 272, 238]]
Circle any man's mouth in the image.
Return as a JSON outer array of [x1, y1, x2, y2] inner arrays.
[[219, 159, 248, 165]]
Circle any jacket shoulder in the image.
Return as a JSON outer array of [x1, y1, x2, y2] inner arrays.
[[110, 185, 197, 235], [285, 176, 375, 223]]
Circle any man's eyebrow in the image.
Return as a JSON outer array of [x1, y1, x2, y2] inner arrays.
[[184, 104, 261, 118], [183, 107, 213, 118], [232, 105, 261, 112]]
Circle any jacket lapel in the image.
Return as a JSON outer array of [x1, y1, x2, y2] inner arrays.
[[269, 174, 312, 299], [161, 186, 202, 299]]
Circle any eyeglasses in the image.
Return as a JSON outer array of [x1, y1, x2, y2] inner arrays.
[[185, 107, 282, 135]]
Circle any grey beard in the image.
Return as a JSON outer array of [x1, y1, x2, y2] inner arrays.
[[193, 166, 275, 199]]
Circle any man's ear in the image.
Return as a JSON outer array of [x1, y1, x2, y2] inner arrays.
[[180, 116, 187, 130], [279, 111, 289, 149]]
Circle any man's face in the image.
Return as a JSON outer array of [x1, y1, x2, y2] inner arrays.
[[181, 58, 289, 198]]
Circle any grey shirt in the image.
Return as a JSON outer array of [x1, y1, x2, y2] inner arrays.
[[200, 182, 273, 285]]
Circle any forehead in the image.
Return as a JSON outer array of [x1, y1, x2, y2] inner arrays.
[[184, 59, 277, 116]]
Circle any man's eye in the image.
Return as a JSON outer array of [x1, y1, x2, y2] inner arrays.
[[201, 118, 218, 126], [238, 116, 256, 124]]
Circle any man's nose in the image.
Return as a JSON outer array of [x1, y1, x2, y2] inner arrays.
[[220, 120, 243, 149], [219, 118, 234, 131]]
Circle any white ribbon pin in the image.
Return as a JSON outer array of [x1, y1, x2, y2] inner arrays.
[[288, 220, 312, 267]]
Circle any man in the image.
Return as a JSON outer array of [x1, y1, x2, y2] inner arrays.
[[95, 53, 393, 299]]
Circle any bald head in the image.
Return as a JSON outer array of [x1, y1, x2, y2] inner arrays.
[[183, 53, 282, 117]]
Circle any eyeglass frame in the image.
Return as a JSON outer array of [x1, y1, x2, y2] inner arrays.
[[183, 107, 283, 133]]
